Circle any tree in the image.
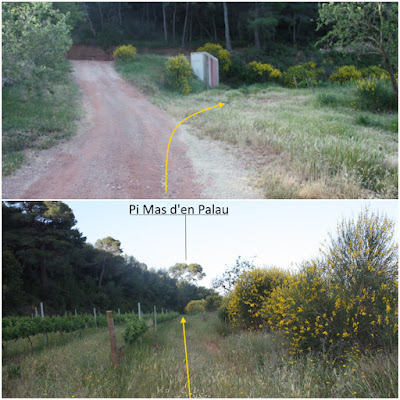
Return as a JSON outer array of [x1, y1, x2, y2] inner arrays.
[[317, 2, 398, 97], [322, 208, 398, 295], [222, 2, 232, 51], [2, 2, 73, 88], [169, 263, 205, 283], [162, 3, 168, 43], [212, 257, 255, 293], [95, 236, 122, 288]]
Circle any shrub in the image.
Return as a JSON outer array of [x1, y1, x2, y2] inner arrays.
[[283, 61, 325, 88], [165, 54, 194, 95], [184, 299, 206, 314], [330, 65, 362, 84], [263, 209, 398, 354], [248, 61, 282, 82], [354, 75, 397, 112], [197, 43, 232, 73], [113, 45, 137, 62], [123, 317, 147, 345], [360, 66, 390, 79], [205, 294, 223, 311], [227, 268, 289, 330]]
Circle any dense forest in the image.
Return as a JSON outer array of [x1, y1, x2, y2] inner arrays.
[[2, 202, 216, 316], [67, 2, 322, 49]]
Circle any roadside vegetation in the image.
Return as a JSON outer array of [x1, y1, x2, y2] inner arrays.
[[2, 3, 82, 175], [116, 54, 397, 199], [3, 312, 396, 398]]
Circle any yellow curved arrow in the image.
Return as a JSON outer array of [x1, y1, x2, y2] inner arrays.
[[165, 103, 225, 193], [181, 317, 191, 398]]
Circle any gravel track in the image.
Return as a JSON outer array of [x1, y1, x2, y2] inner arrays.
[[2, 61, 262, 199]]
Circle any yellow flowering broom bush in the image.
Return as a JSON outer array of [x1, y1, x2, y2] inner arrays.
[[227, 268, 289, 330], [113, 44, 137, 62], [185, 299, 206, 314], [197, 43, 232, 73], [262, 209, 398, 354], [354, 74, 397, 112], [329, 65, 361, 84], [248, 61, 282, 82], [165, 54, 194, 95]]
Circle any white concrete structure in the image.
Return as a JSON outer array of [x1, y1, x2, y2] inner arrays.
[[190, 52, 219, 88]]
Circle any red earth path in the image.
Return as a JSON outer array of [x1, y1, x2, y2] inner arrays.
[[3, 61, 201, 199]]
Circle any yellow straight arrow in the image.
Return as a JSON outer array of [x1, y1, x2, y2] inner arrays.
[[165, 103, 225, 193], [181, 317, 192, 398]]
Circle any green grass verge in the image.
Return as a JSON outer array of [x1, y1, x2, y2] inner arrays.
[[2, 313, 397, 397], [116, 55, 398, 199], [2, 74, 82, 175]]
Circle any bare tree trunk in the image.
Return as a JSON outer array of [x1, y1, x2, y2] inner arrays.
[[98, 255, 106, 288], [254, 3, 261, 50], [84, 3, 97, 38], [97, 2, 104, 29], [162, 3, 168, 43], [212, 13, 218, 42], [223, 2, 232, 51], [172, 3, 177, 45], [117, 3, 122, 25], [292, 12, 296, 45], [189, 11, 193, 44], [182, 2, 190, 48]]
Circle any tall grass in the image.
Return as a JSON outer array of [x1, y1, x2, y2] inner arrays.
[[2, 313, 397, 397], [2, 77, 82, 175], [116, 55, 398, 199]]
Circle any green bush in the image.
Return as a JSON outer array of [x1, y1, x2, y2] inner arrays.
[[197, 43, 232, 73], [113, 45, 137, 62], [360, 66, 390, 79], [123, 317, 147, 345], [184, 299, 206, 314], [165, 54, 194, 94], [283, 61, 324, 88], [330, 65, 362, 84], [355, 76, 397, 112]]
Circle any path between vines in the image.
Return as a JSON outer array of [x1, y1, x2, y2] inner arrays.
[[2, 61, 262, 199]]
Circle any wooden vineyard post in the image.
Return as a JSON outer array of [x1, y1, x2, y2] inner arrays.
[[35, 307, 38, 317], [94, 308, 97, 328], [40, 302, 47, 345], [138, 302, 142, 319], [154, 305, 157, 331], [293, 75, 298, 89], [106, 311, 119, 367], [118, 308, 121, 315]]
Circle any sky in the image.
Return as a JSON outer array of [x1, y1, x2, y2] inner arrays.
[[65, 200, 398, 289]]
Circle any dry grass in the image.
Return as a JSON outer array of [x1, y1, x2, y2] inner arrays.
[[117, 55, 398, 199], [2, 313, 397, 397]]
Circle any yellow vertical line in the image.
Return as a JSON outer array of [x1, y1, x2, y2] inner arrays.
[[182, 322, 192, 398]]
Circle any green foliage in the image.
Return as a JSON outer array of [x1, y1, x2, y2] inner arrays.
[[165, 54, 194, 95], [123, 317, 147, 345], [113, 45, 137, 62], [197, 43, 232, 73], [2, 2, 73, 89], [227, 268, 289, 330], [283, 61, 324, 88], [360, 66, 390, 79], [169, 263, 205, 283], [184, 299, 206, 314], [355, 76, 397, 112], [330, 65, 361, 84], [205, 294, 223, 311]]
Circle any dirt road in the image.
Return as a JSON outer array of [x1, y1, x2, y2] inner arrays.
[[2, 61, 262, 199]]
